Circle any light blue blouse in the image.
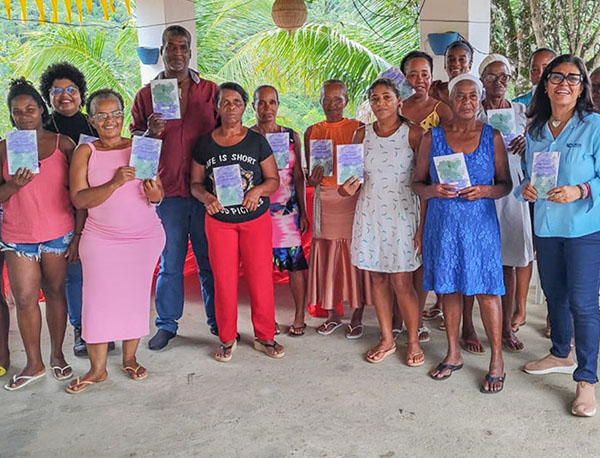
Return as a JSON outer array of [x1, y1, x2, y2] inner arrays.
[[514, 112, 600, 238]]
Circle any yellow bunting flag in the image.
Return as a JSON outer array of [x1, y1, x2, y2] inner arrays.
[[99, 0, 109, 19], [19, 0, 27, 22], [3, 0, 10, 19], [64, 0, 73, 23], [50, 0, 58, 23], [34, 0, 46, 23], [109, 0, 115, 14], [85, 0, 92, 13], [125, 0, 131, 15]]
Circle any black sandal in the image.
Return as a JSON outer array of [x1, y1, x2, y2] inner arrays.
[[214, 340, 237, 362], [480, 373, 506, 394], [429, 362, 463, 381], [253, 339, 285, 358]]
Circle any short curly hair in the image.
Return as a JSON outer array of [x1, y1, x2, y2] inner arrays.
[[86, 88, 124, 116], [39, 62, 87, 106]]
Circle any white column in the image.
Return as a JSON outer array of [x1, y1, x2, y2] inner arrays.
[[135, 0, 197, 85], [419, 0, 491, 80]]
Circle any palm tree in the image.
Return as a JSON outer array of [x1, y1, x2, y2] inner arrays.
[[7, 25, 139, 131]]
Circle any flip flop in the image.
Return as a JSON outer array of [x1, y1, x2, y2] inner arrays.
[[511, 321, 526, 333], [438, 318, 446, 331], [461, 338, 486, 355], [480, 373, 506, 394], [253, 339, 285, 359], [392, 326, 405, 340], [0, 365, 6, 377], [51, 364, 73, 381], [275, 322, 281, 335], [429, 362, 463, 381], [288, 323, 307, 337], [66, 375, 107, 394], [121, 364, 148, 381], [503, 335, 524, 353], [345, 324, 364, 339], [407, 351, 425, 367], [366, 345, 396, 364], [4, 371, 46, 391], [316, 321, 343, 336], [214, 340, 237, 362], [418, 326, 431, 343]]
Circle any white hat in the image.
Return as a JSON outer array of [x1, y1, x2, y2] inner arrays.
[[478, 54, 512, 76], [448, 73, 483, 98]]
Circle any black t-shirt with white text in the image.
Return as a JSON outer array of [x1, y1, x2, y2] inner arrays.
[[193, 129, 273, 223]]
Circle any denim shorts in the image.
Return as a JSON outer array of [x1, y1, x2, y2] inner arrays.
[[0, 231, 73, 261]]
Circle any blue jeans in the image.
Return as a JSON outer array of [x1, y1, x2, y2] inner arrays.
[[155, 197, 215, 334], [536, 231, 600, 384], [66, 261, 83, 328]]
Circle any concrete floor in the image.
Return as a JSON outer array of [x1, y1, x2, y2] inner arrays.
[[2, 277, 600, 458]]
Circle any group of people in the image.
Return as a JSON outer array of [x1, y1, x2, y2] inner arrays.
[[1, 25, 599, 418]]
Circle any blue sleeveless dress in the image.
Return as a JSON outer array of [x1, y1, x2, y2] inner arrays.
[[422, 124, 505, 295]]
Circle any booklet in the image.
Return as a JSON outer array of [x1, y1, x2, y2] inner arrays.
[[130, 136, 162, 180], [6, 130, 39, 175], [151, 79, 181, 120], [336, 144, 364, 185], [487, 108, 517, 144], [309, 139, 334, 176], [433, 153, 471, 191], [214, 164, 244, 207], [531, 151, 560, 199], [266, 132, 290, 170], [77, 134, 99, 145], [399, 78, 416, 101]]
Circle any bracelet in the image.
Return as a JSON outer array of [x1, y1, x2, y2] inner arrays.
[[149, 198, 163, 206], [577, 183, 591, 199]]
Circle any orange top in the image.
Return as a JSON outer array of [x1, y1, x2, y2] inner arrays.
[[308, 118, 362, 187]]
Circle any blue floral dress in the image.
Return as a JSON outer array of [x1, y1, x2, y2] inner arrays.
[[422, 124, 505, 295]]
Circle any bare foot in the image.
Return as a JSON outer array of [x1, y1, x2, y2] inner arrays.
[[67, 370, 108, 393], [5, 364, 45, 389], [366, 340, 396, 363], [122, 359, 148, 380]]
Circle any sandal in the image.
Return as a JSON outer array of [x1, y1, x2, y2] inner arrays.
[[253, 339, 285, 358], [418, 326, 431, 343], [121, 364, 148, 381], [316, 320, 343, 335], [407, 351, 425, 367], [288, 323, 307, 337], [429, 362, 463, 381], [438, 317, 446, 331], [345, 324, 364, 339], [366, 345, 396, 364], [392, 325, 405, 340], [461, 338, 486, 355], [503, 335, 524, 353], [480, 373, 506, 394], [422, 306, 443, 321], [3, 370, 45, 391], [275, 322, 281, 335], [51, 364, 73, 381], [66, 373, 108, 394], [214, 340, 237, 362]]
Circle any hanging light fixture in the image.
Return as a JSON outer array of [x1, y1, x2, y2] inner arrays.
[[271, 0, 308, 32]]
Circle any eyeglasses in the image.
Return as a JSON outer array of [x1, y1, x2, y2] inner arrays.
[[93, 110, 124, 121], [482, 73, 511, 84], [49, 86, 79, 97], [547, 72, 583, 86]]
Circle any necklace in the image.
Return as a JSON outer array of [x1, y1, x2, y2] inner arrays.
[[550, 118, 563, 129]]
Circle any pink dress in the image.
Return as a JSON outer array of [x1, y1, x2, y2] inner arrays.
[[80, 143, 165, 343]]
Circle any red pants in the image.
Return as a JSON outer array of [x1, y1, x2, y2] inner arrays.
[[205, 211, 275, 342]]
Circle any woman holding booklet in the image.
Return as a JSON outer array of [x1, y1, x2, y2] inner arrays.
[[0, 78, 76, 390], [191, 82, 284, 362], [412, 73, 512, 393], [305, 79, 368, 338], [340, 78, 425, 366], [517, 55, 600, 417], [67, 89, 165, 393], [250, 85, 309, 336], [478, 54, 534, 353]]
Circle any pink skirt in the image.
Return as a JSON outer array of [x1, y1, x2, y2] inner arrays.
[[80, 229, 165, 343], [307, 187, 371, 311]]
